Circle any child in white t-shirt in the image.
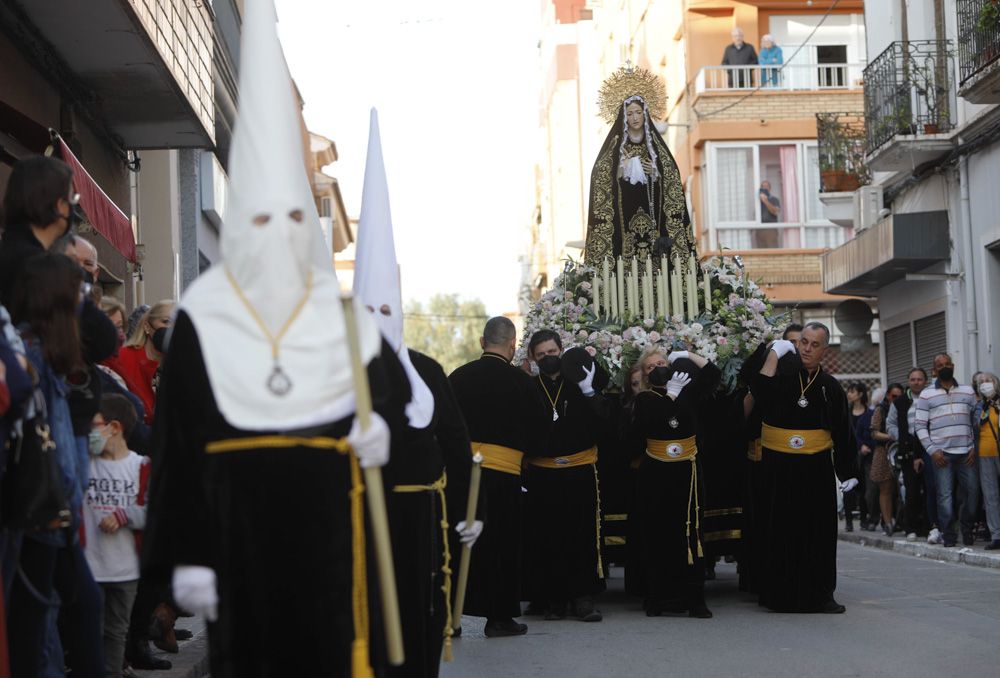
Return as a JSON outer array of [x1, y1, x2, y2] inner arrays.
[[83, 393, 150, 678]]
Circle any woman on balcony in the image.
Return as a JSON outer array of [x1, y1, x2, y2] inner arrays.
[[759, 35, 783, 87]]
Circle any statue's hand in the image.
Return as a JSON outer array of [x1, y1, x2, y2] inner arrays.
[[641, 158, 654, 175]]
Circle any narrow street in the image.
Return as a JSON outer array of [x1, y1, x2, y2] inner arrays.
[[442, 543, 1000, 677]]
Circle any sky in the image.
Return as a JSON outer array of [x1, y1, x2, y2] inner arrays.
[[274, 0, 542, 315]]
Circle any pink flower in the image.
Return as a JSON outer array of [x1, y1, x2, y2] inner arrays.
[[717, 336, 729, 345], [648, 331, 661, 343], [585, 346, 597, 356]]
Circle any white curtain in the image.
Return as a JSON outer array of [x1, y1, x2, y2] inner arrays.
[[717, 228, 752, 250], [715, 148, 754, 222]]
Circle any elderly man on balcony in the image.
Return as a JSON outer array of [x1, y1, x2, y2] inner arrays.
[[722, 27, 758, 88]]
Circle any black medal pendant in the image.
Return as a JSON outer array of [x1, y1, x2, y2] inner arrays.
[[797, 396, 809, 408], [669, 417, 679, 429], [267, 364, 293, 396], [552, 408, 559, 422]]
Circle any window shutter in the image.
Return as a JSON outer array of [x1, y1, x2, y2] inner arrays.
[[884, 323, 913, 387], [914, 312, 947, 377]]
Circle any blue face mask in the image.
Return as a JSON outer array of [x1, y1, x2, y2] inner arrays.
[[88, 427, 109, 456]]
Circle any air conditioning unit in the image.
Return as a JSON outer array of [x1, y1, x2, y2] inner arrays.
[[853, 185, 883, 232]]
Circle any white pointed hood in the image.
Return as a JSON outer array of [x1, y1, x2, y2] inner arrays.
[[179, 0, 380, 430], [353, 109, 434, 429]]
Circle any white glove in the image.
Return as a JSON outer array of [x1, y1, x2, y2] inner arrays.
[[348, 411, 390, 469], [666, 371, 692, 400], [770, 339, 797, 359], [667, 350, 689, 364], [172, 566, 218, 622], [577, 362, 597, 397], [455, 520, 484, 547], [840, 478, 859, 493]]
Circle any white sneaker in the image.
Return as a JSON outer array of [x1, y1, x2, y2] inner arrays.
[[906, 533, 917, 542], [928, 528, 943, 545]]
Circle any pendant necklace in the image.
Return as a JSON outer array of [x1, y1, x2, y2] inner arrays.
[[797, 368, 821, 408], [539, 376, 564, 422], [226, 268, 314, 396], [647, 389, 679, 427]]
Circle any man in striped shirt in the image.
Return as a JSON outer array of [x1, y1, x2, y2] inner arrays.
[[914, 353, 979, 547]]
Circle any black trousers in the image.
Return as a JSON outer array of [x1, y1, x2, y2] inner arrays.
[[901, 460, 928, 536]]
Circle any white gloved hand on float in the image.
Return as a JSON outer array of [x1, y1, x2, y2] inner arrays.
[[456, 520, 484, 547], [172, 565, 218, 622], [667, 350, 689, 364], [348, 411, 390, 469], [840, 478, 859, 493], [666, 372, 692, 400], [770, 339, 797, 359], [577, 363, 597, 397]]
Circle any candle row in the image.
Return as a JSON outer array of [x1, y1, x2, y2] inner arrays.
[[591, 255, 712, 322]]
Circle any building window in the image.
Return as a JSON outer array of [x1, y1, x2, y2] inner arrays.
[[706, 141, 849, 251], [319, 197, 332, 218]]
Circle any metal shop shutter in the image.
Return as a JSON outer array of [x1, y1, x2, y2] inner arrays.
[[914, 312, 947, 376], [884, 324, 913, 386]]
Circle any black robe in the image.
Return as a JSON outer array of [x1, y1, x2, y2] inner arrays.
[[631, 363, 720, 612], [448, 353, 547, 620], [142, 311, 411, 677], [697, 391, 747, 559], [750, 366, 857, 612], [584, 99, 693, 266], [384, 350, 471, 678], [522, 374, 608, 607], [737, 343, 769, 594]]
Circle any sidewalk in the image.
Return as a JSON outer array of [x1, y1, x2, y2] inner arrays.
[[130, 616, 209, 678], [838, 520, 1000, 570]]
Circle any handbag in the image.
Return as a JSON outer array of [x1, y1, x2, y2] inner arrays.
[[2, 387, 72, 531]]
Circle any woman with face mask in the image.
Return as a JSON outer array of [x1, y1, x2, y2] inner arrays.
[[973, 373, 1000, 550], [115, 300, 174, 425], [629, 345, 720, 618]]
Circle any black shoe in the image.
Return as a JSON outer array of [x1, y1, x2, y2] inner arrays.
[[572, 596, 602, 622], [645, 608, 662, 617], [175, 629, 193, 641], [688, 605, 713, 618], [985, 541, 1000, 550], [883, 523, 894, 537], [845, 521, 854, 533], [819, 600, 846, 614], [125, 638, 172, 671], [484, 619, 528, 637], [704, 563, 716, 581], [522, 601, 546, 616], [963, 533, 975, 547], [451, 625, 462, 638], [943, 538, 957, 547], [544, 602, 566, 620]]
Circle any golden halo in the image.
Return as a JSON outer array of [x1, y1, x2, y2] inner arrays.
[[597, 65, 667, 124]]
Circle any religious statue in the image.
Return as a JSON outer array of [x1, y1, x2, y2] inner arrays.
[[585, 66, 695, 266]]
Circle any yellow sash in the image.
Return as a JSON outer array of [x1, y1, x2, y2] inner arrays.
[[761, 424, 833, 454], [527, 446, 598, 469], [646, 436, 698, 462], [470, 441, 524, 475]]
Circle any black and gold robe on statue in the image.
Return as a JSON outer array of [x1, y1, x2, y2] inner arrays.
[[448, 353, 547, 621], [585, 97, 693, 266], [631, 360, 720, 613], [384, 350, 471, 678], [142, 311, 411, 678], [750, 363, 857, 612], [522, 375, 609, 609]]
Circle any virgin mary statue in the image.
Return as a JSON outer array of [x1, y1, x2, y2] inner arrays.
[[584, 66, 695, 266]]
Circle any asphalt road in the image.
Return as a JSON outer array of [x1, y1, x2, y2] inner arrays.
[[442, 542, 1000, 678]]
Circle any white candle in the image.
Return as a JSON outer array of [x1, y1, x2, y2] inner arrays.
[[642, 272, 650, 321], [592, 271, 600, 317], [672, 255, 683, 319], [644, 257, 654, 320], [661, 255, 670, 318], [610, 272, 619, 319], [687, 256, 698, 319], [616, 257, 625, 321], [625, 274, 633, 319], [702, 262, 712, 312], [657, 272, 666, 319]]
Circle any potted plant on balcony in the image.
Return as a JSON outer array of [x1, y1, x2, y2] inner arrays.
[[913, 62, 950, 134], [977, 1, 1000, 66]]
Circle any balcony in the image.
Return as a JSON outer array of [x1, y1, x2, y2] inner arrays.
[[695, 63, 864, 94], [957, 0, 1000, 103], [863, 40, 957, 172], [0, 0, 215, 148], [821, 211, 950, 296], [816, 112, 869, 192]]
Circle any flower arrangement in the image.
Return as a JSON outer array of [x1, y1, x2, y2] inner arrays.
[[516, 256, 788, 393]]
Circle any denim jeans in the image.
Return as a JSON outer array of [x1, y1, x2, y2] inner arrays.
[[933, 453, 980, 542], [922, 451, 939, 528], [979, 456, 1000, 542]]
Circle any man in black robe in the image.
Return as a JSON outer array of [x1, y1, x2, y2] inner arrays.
[[448, 317, 547, 637], [521, 331, 608, 622], [752, 322, 859, 613]]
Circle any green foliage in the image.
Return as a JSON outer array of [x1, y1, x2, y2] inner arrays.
[[403, 294, 489, 375]]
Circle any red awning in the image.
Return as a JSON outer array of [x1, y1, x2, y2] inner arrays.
[[54, 137, 136, 263]]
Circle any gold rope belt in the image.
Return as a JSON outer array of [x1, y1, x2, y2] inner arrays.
[[526, 446, 598, 469], [204, 435, 372, 678], [761, 424, 833, 455], [525, 445, 604, 578], [645, 437, 703, 565], [747, 439, 763, 462], [392, 472, 455, 661], [470, 441, 523, 475]]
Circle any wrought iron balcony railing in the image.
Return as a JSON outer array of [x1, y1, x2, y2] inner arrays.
[[863, 40, 956, 153], [958, 0, 1000, 85], [816, 112, 870, 192]]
